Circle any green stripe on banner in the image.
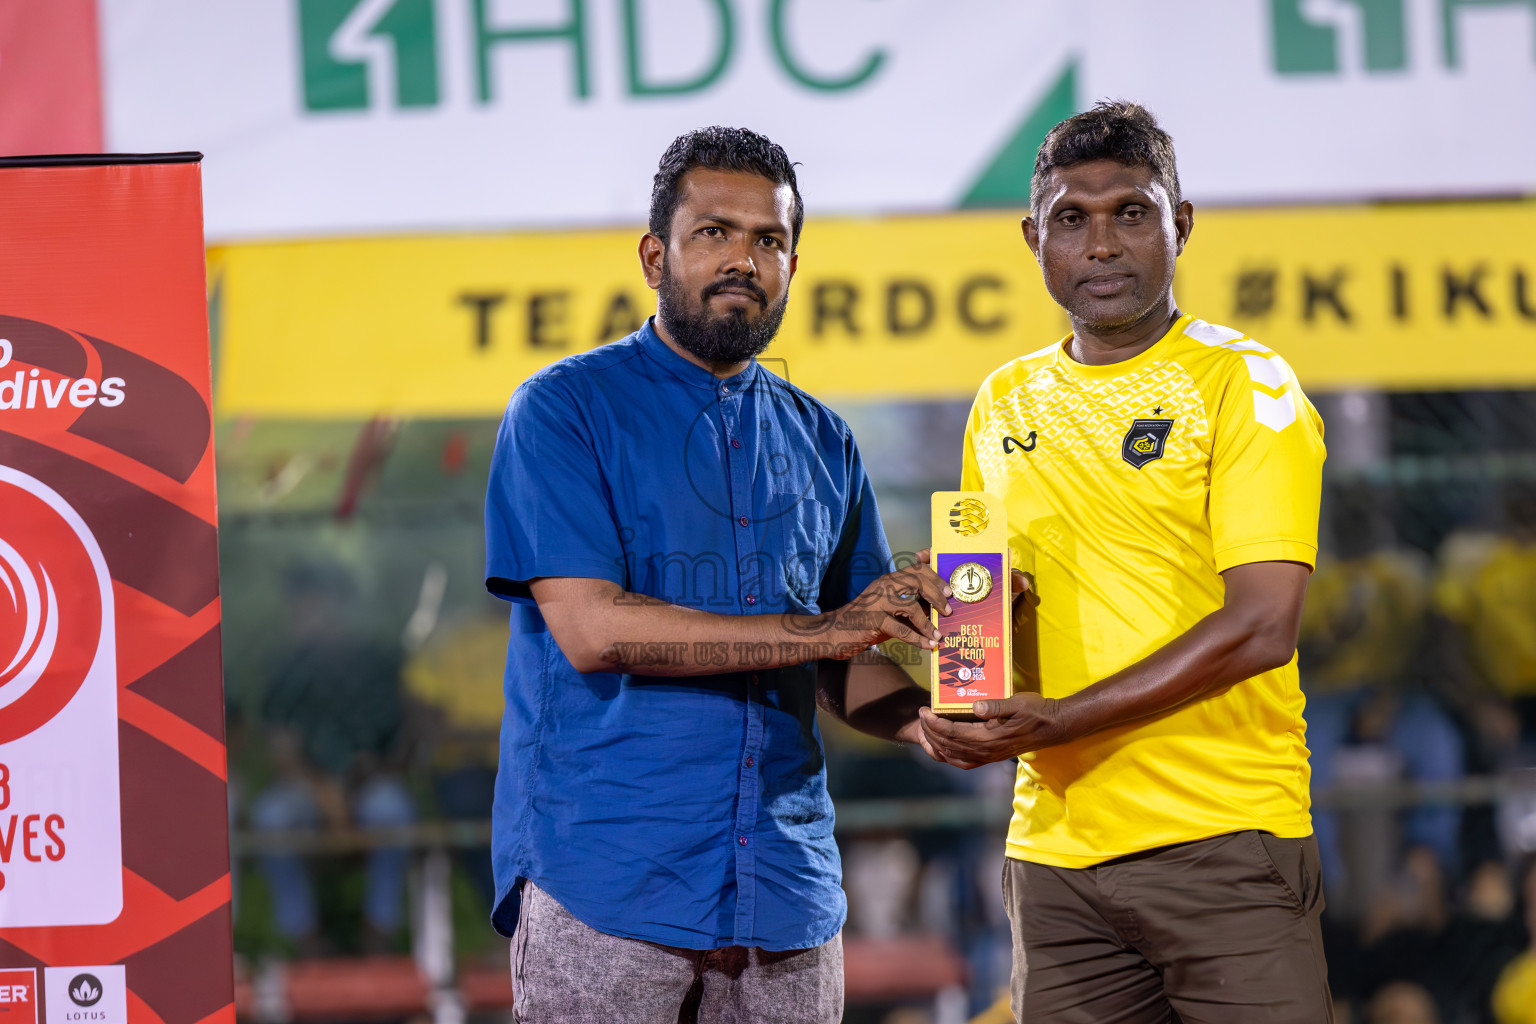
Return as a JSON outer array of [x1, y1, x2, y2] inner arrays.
[[959, 59, 1077, 209]]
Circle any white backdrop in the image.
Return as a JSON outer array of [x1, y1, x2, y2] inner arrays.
[[100, 0, 1536, 240]]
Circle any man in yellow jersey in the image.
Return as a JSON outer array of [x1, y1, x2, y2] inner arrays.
[[918, 101, 1330, 1022]]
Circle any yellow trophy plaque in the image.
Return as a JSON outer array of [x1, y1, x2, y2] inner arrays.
[[930, 491, 1012, 717]]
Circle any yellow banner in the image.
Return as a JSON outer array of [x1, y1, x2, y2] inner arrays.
[[211, 200, 1536, 418]]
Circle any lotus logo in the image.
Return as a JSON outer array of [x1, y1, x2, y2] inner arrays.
[[68, 974, 103, 1007]]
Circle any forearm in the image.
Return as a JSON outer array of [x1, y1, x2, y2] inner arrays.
[[1054, 604, 1295, 741], [819, 652, 929, 743], [532, 564, 949, 677], [535, 581, 860, 676], [593, 598, 849, 676]]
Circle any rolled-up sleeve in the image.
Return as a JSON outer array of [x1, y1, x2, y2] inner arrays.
[[485, 379, 626, 602]]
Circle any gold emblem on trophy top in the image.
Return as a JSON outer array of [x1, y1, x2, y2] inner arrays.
[[948, 498, 989, 536], [948, 561, 993, 603]]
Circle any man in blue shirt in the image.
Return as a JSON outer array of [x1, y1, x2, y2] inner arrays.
[[484, 127, 951, 1023]]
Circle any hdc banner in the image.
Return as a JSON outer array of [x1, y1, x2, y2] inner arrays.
[[95, 0, 1536, 239], [0, 157, 231, 1024]]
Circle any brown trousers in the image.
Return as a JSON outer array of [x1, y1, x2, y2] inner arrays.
[[1005, 831, 1333, 1024]]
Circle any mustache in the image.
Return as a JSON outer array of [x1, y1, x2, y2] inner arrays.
[[701, 278, 767, 305]]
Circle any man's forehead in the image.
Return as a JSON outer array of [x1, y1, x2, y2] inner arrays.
[[1038, 161, 1168, 208], [677, 168, 794, 219]]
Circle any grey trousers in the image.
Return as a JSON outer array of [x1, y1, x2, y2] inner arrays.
[[510, 881, 843, 1024], [1006, 831, 1333, 1024]]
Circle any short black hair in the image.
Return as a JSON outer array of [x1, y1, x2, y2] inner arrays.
[[649, 126, 804, 251], [1031, 100, 1182, 211]]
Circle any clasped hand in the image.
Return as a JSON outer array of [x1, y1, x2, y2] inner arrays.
[[914, 569, 1072, 769], [915, 693, 1067, 769], [810, 551, 953, 655]]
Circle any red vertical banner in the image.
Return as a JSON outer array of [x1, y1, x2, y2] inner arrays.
[[0, 156, 230, 1024]]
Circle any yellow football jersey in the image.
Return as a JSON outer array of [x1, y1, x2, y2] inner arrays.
[[962, 313, 1326, 867]]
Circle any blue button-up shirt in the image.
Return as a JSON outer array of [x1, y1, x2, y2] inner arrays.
[[484, 320, 893, 950]]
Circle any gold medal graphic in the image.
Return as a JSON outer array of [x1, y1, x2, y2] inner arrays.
[[948, 561, 993, 603]]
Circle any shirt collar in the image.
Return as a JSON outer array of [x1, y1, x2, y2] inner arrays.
[[1053, 312, 1195, 380], [638, 317, 760, 392]]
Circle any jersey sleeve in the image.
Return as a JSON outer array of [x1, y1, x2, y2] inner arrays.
[[484, 378, 626, 602], [1207, 356, 1327, 572]]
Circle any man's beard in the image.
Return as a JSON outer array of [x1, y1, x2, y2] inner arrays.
[[657, 261, 788, 365]]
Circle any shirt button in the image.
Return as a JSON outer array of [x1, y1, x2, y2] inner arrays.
[[731, 439, 742, 449], [738, 516, 749, 527], [745, 756, 755, 767], [745, 594, 757, 605], [749, 674, 759, 685], [738, 836, 748, 846]]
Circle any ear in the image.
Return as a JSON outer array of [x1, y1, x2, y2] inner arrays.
[[1022, 215, 1042, 262], [639, 232, 666, 290], [1173, 201, 1194, 256], [788, 250, 798, 282]]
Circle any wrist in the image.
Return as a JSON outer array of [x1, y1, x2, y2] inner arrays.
[[790, 609, 832, 640], [1049, 693, 1092, 743], [800, 609, 872, 660], [779, 610, 828, 653]]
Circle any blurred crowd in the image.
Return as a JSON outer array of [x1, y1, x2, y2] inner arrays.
[[227, 559, 506, 960], [1297, 482, 1536, 1024], [220, 442, 1536, 1023]]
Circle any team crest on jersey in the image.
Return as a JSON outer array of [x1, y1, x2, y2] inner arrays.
[[1121, 418, 1173, 469]]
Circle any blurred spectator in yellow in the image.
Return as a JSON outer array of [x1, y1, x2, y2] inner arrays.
[[1492, 859, 1536, 1024], [968, 991, 1014, 1024], [1436, 485, 1536, 727], [1301, 485, 1463, 915], [1436, 484, 1536, 857], [1365, 981, 1439, 1024], [248, 561, 415, 955], [402, 594, 507, 905]]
